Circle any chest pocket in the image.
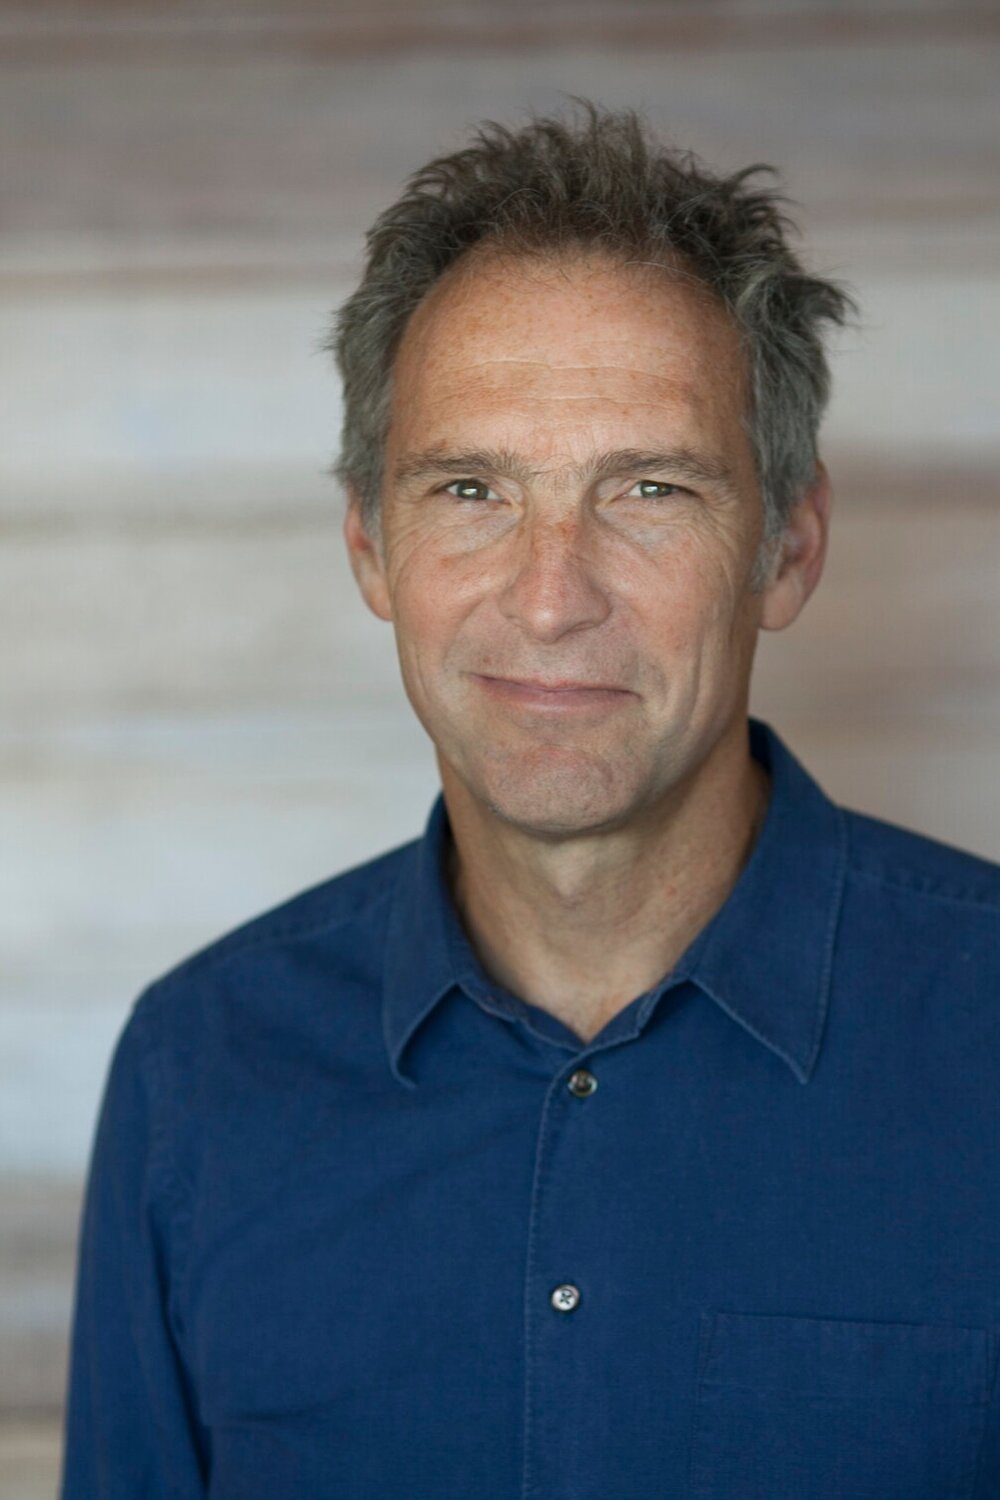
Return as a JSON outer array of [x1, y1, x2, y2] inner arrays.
[[687, 1311, 994, 1500]]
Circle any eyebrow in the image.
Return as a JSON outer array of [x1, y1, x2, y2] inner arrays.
[[391, 445, 739, 494]]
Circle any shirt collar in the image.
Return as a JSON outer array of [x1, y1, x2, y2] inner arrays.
[[382, 718, 848, 1090]]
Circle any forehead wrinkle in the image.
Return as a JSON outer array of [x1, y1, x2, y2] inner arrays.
[[443, 357, 676, 370], [426, 363, 714, 419], [432, 356, 700, 387]]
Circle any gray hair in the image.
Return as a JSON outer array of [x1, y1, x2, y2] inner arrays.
[[325, 98, 856, 582]]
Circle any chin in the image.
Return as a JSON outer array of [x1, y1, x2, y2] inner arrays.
[[474, 757, 640, 838]]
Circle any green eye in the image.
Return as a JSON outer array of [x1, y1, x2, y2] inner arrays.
[[446, 479, 497, 502], [631, 480, 680, 499]]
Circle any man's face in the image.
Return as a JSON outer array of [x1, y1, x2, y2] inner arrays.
[[347, 250, 807, 837]]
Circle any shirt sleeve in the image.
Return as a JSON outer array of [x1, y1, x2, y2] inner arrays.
[[60, 994, 209, 1499]]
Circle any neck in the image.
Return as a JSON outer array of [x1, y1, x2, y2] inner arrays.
[[441, 721, 770, 1045]]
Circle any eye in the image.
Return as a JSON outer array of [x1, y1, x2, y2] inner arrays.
[[443, 478, 500, 503], [627, 480, 683, 500]]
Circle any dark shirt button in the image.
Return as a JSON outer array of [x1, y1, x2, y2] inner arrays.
[[567, 1068, 598, 1097], [550, 1283, 581, 1313]]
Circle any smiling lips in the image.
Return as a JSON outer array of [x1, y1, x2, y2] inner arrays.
[[497, 676, 621, 692], [473, 674, 633, 711]]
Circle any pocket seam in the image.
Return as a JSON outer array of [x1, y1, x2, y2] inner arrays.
[[685, 1310, 991, 1500], [702, 1309, 990, 1404]]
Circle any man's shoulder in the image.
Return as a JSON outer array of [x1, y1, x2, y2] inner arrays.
[[138, 827, 423, 1011], [842, 805, 1000, 917]]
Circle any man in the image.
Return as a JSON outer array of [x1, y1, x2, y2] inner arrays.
[[62, 103, 1000, 1498]]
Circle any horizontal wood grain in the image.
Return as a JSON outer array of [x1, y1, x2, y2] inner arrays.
[[2, 41, 998, 250], [0, 1181, 77, 1417], [0, 1417, 64, 1500], [2, 1, 998, 1438], [2, 2, 1000, 62]]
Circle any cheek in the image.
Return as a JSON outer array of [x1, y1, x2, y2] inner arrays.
[[646, 568, 757, 693], [389, 555, 476, 690], [393, 524, 504, 628], [647, 537, 746, 632]]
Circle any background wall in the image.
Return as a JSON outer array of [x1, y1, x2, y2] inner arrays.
[[3, 1, 999, 1491]]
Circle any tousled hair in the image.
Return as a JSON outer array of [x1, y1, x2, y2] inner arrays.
[[324, 98, 856, 582]]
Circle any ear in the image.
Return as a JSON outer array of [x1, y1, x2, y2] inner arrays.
[[343, 489, 393, 622], [759, 461, 832, 631]]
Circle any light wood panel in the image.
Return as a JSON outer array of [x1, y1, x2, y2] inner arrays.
[[2, 0, 998, 1426], [0, 1418, 63, 1500], [2, 29, 999, 264], [0, 1182, 78, 1419]]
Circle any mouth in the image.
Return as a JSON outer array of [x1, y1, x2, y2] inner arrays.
[[472, 674, 634, 712]]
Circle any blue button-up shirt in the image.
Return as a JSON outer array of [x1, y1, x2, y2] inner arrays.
[[61, 719, 1000, 1498]]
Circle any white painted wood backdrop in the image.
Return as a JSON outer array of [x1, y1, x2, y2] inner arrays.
[[1, 2, 998, 1461]]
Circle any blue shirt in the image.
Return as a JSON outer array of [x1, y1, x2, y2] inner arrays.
[[61, 718, 1000, 1499]]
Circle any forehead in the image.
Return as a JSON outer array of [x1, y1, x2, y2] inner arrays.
[[389, 248, 750, 440]]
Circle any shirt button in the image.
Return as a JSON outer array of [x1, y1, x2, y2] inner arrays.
[[551, 1283, 581, 1313], [567, 1068, 598, 1097]]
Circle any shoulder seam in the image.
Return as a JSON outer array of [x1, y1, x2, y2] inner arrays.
[[141, 879, 399, 1001], [847, 862, 1000, 915]]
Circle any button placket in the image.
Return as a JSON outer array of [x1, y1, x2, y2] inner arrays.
[[521, 1057, 607, 1495], [554, 1073, 595, 1313]]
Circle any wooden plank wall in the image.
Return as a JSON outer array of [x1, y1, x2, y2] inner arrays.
[[2, 2, 998, 1487]]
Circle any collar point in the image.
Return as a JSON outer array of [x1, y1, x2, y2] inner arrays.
[[389, 1054, 419, 1090]]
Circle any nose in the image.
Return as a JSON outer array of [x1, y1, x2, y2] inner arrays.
[[494, 508, 612, 644]]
